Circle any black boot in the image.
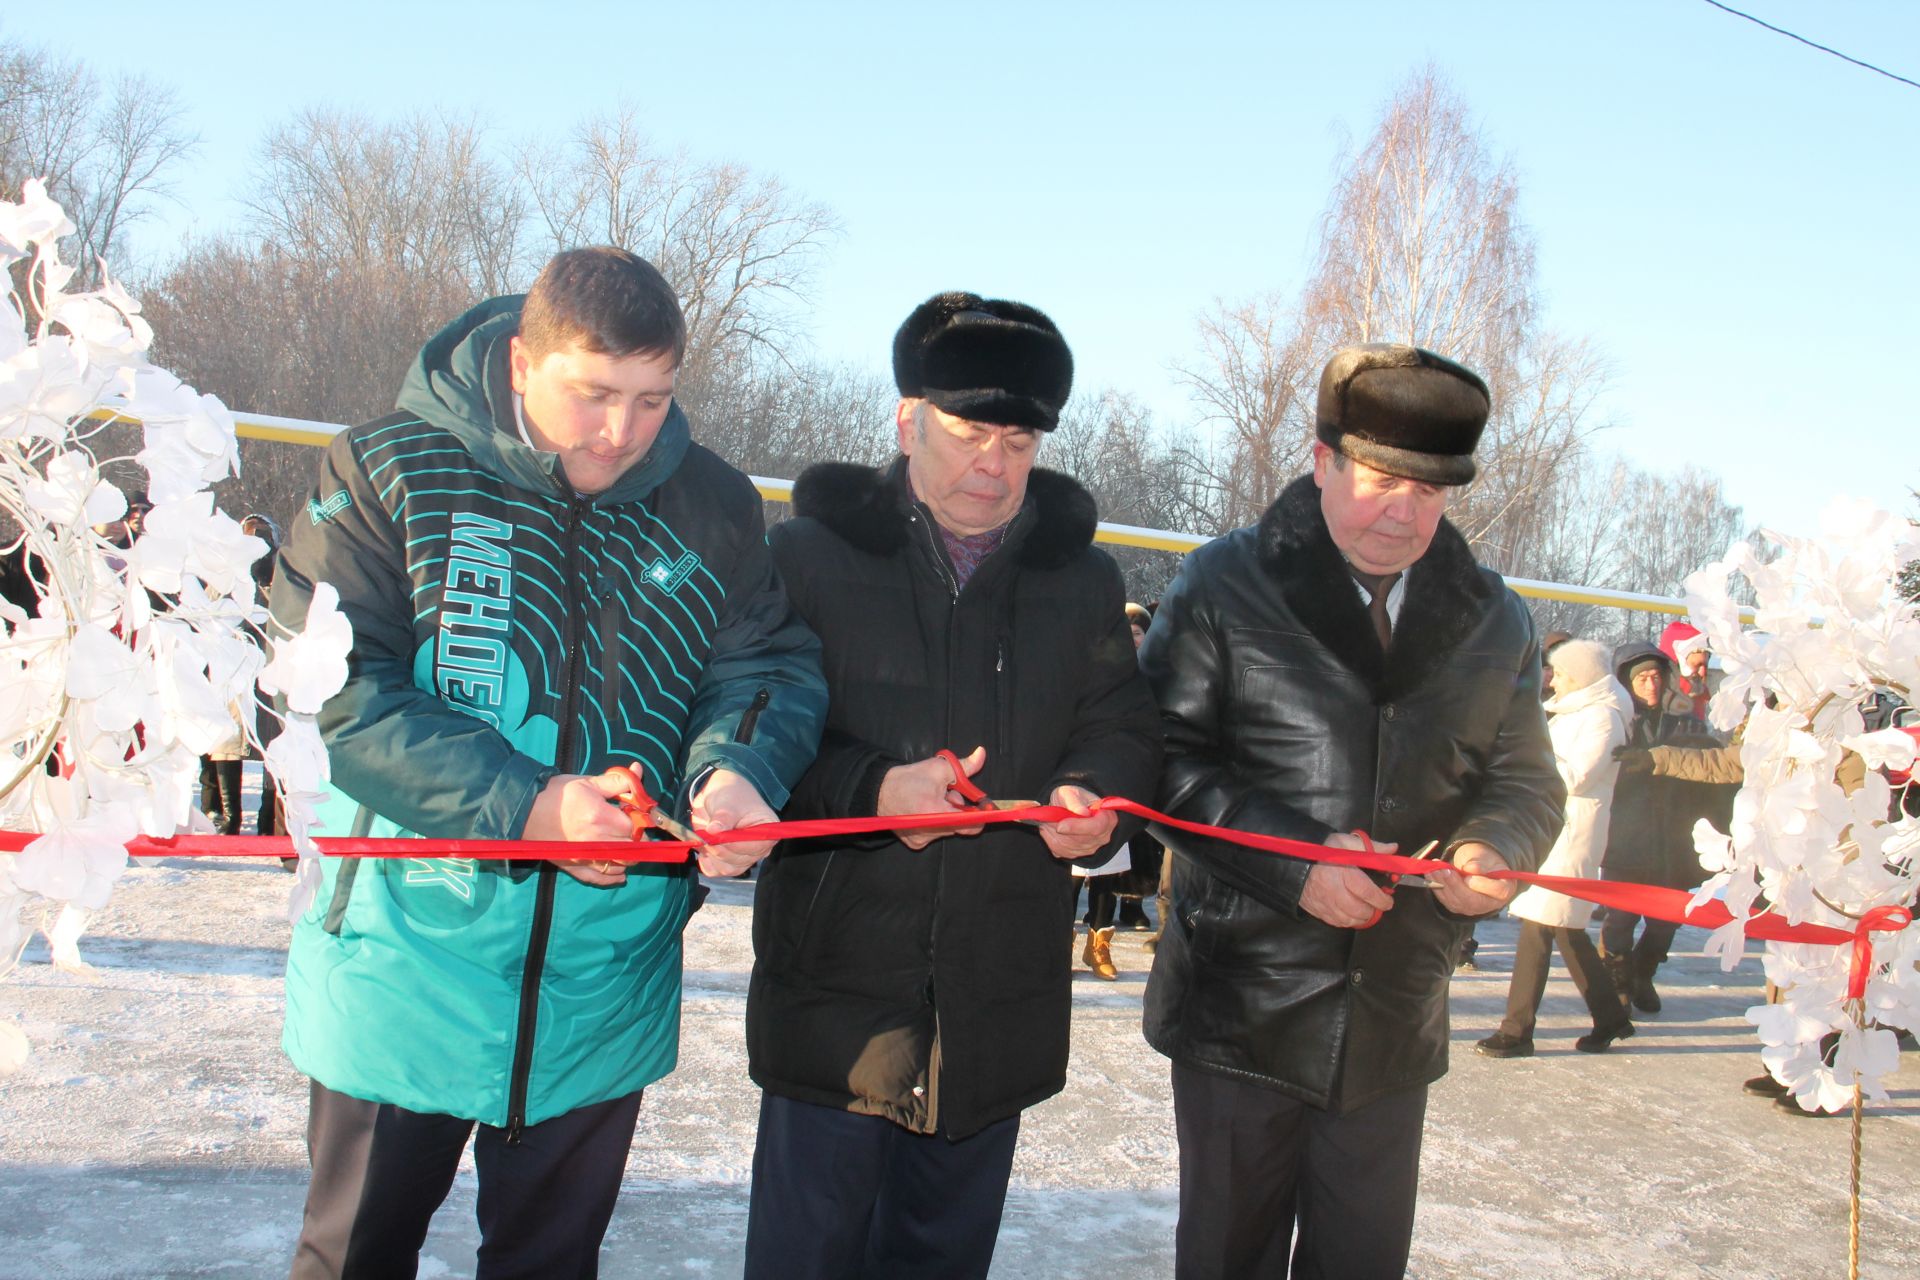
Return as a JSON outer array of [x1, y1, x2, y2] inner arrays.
[[1630, 953, 1663, 1014]]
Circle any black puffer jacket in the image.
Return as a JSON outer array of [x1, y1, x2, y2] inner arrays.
[[1604, 643, 1729, 890], [1141, 474, 1564, 1113], [750, 459, 1163, 1138]]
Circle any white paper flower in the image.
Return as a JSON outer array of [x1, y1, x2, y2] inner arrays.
[[0, 179, 74, 260], [258, 584, 353, 716]]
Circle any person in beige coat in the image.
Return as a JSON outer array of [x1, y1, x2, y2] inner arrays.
[[1477, 639, 1638, 1056]]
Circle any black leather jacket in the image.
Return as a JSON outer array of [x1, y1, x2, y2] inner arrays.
[[1141, 475, 1564, 1112]]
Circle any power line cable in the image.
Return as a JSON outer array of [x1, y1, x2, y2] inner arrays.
[[1699, 0, 1920, 91]]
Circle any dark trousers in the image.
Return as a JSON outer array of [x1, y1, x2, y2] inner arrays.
[[1498, 919, 1630, 1039], [744, 1092, 1020, 1280], [290, 1079, 643, 1280], [1600, 910, 1680, 970], [1171, 1063, 1426, 1280], [200, 756, 243, 835]]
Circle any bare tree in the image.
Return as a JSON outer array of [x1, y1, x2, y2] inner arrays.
[[683, 358, 896, 484], [245, 107, 527, 293], [149, 109, 528, 425], [1047, 390, 1194, 600], [520, 107, 840, 381], [1182, 67, 1608, 569], [1172, 294, 1318, 532], [1520, 453, 1748, 644], [1303, 69, 1534, 386], [0, 39, 195, 285]]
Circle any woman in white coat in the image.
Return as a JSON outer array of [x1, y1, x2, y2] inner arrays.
[[1477, 639, 1638, 1057]]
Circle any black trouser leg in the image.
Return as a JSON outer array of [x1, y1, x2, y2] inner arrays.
[[1087, 882, 1118, 930], [745, 1092, 1018, 1280], [1633, 917, 1679, 970], [865, 1112, 1018, 1278], [214, 759, 243, 836], [1600, 907, 1641, 958], [1498, 920, 1555, 1039], [1291, 1085, 1426, 1280], [293, 1081, 470, 1280], [200, 756, 222, 823], [292, 1081, 642, 1280], [1557, 925, 1630, 1032], [1171, 1063, 1424, 1280], [258, 775, 280, 836], [470, 1089, 644, 1280]]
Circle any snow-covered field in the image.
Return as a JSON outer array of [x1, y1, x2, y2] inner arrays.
[[3, 848, 1918, 1279]]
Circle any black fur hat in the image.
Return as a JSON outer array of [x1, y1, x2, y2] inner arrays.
[[1315, 343, 1490, 485], [892, 292, 1073, 431]]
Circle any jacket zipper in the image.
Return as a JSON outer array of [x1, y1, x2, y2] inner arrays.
[[906, 507, 958, 1133], [505, 497, 589, 1143], [735, 686, 770, 744]]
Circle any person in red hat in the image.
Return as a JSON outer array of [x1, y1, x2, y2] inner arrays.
[[1658, 620, 1713, 720]]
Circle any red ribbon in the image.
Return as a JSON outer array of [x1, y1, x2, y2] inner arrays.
[[1, 790, 1909, 994]]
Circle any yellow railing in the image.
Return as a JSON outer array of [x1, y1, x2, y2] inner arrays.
[[229, 414, 1706, 618]]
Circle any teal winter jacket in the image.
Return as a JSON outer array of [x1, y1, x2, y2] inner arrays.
[[272, 297, 825, 1130]]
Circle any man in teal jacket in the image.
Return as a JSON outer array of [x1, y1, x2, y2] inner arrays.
[[272, 247, 825, 1279]]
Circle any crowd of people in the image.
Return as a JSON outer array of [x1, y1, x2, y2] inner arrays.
[[14, 242, 1901, 1279]]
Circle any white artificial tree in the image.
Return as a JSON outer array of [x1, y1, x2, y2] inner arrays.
[[1683, 502, 1919, 1111], [0, 180, 351, 1071]]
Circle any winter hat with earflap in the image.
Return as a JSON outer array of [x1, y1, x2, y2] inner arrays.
[[892, 292, 1074, 432]]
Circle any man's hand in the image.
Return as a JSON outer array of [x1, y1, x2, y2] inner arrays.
[[1428, 841, 1514, 915], [690, 768, 780, 878], [526, 772, 638, 888], [1299, 832, 1398, 928], [1612, 745, 1653, 775], [1035, 785, 1118, 861], [878, 747, 988, 850]]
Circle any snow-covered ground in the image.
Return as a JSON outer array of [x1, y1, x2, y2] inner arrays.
[[3, 844, 1919, 1279]]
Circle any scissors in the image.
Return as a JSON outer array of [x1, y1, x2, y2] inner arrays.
[[1391, 840, 1444, 889], [607, 763, 707, 848], [935, 749, 1039, 812]]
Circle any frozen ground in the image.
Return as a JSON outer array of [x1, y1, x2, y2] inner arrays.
[[3, 846, 1919, 1279]]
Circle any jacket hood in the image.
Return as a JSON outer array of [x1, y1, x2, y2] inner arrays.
[[1546, 637, 1611, 695], [394, 294, 690, 504], [1612, 640, 1673, 688], [789, 457, 1097, 570], [1545, 673, 1633, 720]]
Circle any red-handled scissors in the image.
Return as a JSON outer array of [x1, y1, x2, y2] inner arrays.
[[935, 749, 1037, 812], [607, 763, 706, 848]]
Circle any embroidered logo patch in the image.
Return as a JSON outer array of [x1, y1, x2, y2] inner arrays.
[[308, 491, 353, 525], [402, 857, 477, 902], [644, 551, 700, 593]]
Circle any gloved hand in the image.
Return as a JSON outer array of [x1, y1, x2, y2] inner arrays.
[[1612, 745, 1653, 775]]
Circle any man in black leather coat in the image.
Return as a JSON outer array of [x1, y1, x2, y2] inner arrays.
[[1140, 344, 1565, 1279]]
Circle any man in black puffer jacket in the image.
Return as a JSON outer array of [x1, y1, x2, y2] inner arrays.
[[744, 293, 1163, 1280], [1141, 344, 1565, 1279]]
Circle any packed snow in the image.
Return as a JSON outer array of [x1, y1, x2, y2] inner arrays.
[[3, 825, 1918, 1278]]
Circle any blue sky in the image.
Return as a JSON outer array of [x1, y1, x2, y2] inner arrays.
[[10, 1, 1917, 540]]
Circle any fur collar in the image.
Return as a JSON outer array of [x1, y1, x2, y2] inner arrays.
[[791, 457, 1098, 570], [1256, 473, 1498, 702]]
